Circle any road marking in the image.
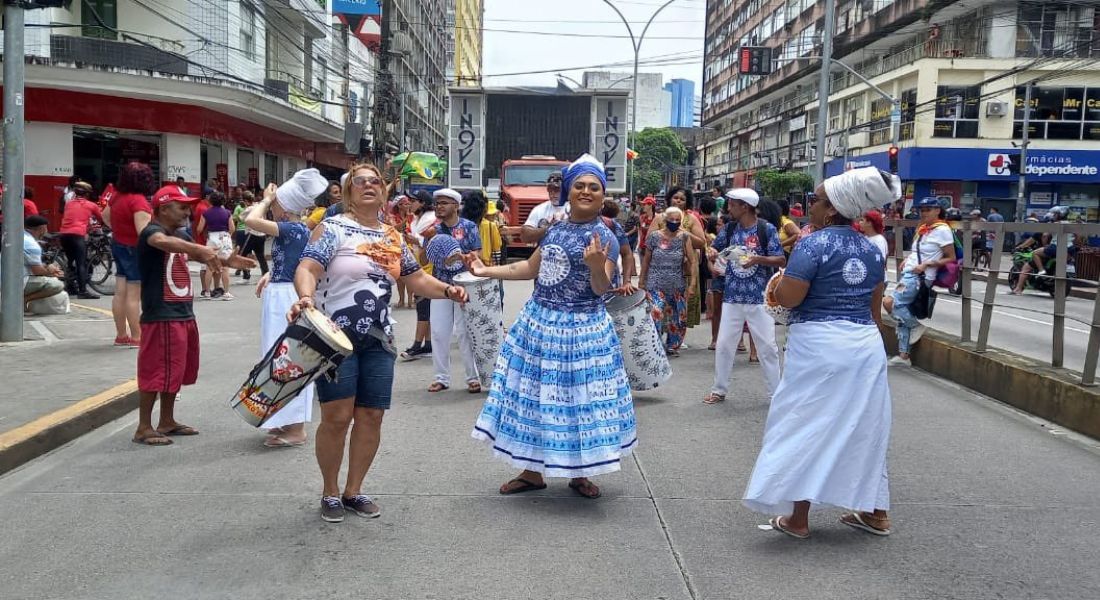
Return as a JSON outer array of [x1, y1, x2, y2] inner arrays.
[[936, 297, 1090, 334], [27, 320, 58, 344], [0, 380, 138, 453], [70, 302, 113, 317]]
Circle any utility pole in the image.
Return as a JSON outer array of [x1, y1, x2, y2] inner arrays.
[[1, 4, 26, 342], [600, 0, 679, 201], [812, 0, 837, 184], [1016, 82, 1033, 221], [372, 0, 395, 161]]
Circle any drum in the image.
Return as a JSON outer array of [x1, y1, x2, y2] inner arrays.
[[230, 307, 353, 427], [764, 270, 791, 325], [453, 271, 503, 387], [605, 290, 672, 391]]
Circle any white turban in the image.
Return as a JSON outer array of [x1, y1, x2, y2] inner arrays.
[[822, 167, 901, 220], [276, 168, 329, 212]]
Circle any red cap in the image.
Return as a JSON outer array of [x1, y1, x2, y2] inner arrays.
[[151, 185, 197, 208]]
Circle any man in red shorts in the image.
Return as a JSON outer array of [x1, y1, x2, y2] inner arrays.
[[133, 185, 254, 446]]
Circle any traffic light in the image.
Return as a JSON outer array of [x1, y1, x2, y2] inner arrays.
[[738, 46, 773, 76], [888, 145, 899, 174]]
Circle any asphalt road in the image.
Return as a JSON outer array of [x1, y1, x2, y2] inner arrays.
[[886, 265, 1098, 377], [2, 278, 1099, 599]]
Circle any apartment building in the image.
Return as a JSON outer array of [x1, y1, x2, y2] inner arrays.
[[0, 0, 376, 227], [453, 0, 484, 87], [701, 0, 1100, 219], [582, 71, 671, 130], [386, 0, 449, 154]]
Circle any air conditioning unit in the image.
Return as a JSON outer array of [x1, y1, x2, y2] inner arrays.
[[986, 101, 1008, 117], [847, 131, 870, 148]]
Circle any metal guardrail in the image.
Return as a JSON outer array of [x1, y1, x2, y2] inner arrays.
[[884, 219, 1100, 386]]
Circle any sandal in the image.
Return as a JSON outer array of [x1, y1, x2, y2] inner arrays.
[[264, 435, 306, 448], [768, 516, 810, 539], [568, 478, 601, 499], [703, 393, 725, 405], [467, 381, 482, 394], [157, 424, 199, 436], [499, 477, 547, 495], [840, 512, 892, 536], [427, 382, 449, 393], [132, 431, 173, 446], [749, 356, 760, 364], [708, 343, 716, 351]]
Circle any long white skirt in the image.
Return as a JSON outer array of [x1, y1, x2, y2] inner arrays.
[[259, 282, 314, 429], [743, 320, 891, 515]]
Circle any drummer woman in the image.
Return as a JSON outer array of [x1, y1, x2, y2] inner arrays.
[[245, 183, 312, 448], [289, 163, 467, 523], [466, 154, 636, 500]]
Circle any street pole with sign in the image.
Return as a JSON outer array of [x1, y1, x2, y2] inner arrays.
[[1, 5, 26, 342]]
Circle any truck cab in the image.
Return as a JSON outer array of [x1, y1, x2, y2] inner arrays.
[[500, 156, 569, 248]]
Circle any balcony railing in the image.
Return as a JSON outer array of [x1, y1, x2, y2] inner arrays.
[[46, 34, 188, 75], [830, 38, 991, 93]]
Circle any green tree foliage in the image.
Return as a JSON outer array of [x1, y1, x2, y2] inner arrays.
[[754, 168, 815, 201], [628, 128, 687, 196]]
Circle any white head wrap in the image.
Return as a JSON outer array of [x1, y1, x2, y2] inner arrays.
[[275, 168, 329, 212], [822, 167, 901, 220]]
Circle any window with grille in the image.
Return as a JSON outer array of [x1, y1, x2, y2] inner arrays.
[[82, 0, 117, 41], [240, 2, 257, 61]]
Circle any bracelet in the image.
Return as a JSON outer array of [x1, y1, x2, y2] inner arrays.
[[443, 286, 451, 299]]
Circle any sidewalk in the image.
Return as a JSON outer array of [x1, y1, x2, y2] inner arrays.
[[1, 283, 1099, 599]]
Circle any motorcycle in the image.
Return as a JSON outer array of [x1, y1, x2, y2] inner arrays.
[[1006, 249, 1075, 297]]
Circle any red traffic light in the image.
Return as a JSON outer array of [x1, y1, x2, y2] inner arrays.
[[888, 146, 899, 173], [888, 146, 899, 156]]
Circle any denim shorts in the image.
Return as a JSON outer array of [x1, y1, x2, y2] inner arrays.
[[111, 241, 141, 281], [315, 336, 395, 409]]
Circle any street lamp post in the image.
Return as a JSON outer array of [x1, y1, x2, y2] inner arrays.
[[600, 0, 679, 201]]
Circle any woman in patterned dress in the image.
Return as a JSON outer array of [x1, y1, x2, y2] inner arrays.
[[245, 183, 314, 447], [288, 163, 468, 523], [466, 154, 636, 500], [638, 206, 696, 355]]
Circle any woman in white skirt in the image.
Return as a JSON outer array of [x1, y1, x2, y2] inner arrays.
[[246, 183, 314, 447], [743, 167, 899, 539], [466, 154, 636, 500]]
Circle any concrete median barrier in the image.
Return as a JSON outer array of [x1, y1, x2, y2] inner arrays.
[[880, 323, 1100, 440], [0, 380, 139, 476]]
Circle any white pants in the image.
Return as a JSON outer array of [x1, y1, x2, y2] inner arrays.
[[712, 302, 781, 398], [430, 298, 479, 387]]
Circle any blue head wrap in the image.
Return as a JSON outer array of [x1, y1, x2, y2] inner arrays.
[[558, 154, 607, 206]]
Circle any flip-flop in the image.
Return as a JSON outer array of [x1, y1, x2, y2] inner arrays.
[[428, 382, 449, 393], [840, 512, 892, 536], [264, 436, 306, 448], [158, 425, 199, 436], [499, 477, 547, 495], [467, 382, 482, 394], [702, 393, 725, 405], [568, 479, 601, 499], [132, 433, 173, 446], [768, 516, 810, 539]]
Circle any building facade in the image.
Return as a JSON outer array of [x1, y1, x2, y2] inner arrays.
[[1, 0, 376, 228], [582, 71, 672, 131], [385, 0, 449, 154], [453, 0, 484, 87], [665, 79, 697, 128], [701, 0, 1100, 220]]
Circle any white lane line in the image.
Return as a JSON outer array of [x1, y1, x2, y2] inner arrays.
[[27, 320, 59, 344], [936, 296, 1090, 334]]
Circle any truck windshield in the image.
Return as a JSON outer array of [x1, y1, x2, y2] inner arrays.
[[503, 165, 562, 186]]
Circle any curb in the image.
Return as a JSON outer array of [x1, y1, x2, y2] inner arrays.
[[0, 380, 139, 476]]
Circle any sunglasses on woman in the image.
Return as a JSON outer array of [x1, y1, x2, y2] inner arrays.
[[350, 174, 383, 188]]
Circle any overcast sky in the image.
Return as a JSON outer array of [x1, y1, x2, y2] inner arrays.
[[481, 0, 706, 92]]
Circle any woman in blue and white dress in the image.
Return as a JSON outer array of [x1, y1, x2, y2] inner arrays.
[[466, 154, 636, 500], [245, 183, 315, 447], [743, 167, 898, 539]]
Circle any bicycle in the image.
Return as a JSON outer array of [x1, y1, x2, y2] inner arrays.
[[39, 228, 116, 297]]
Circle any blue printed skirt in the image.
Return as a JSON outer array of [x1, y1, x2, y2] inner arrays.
[[471, 299, 638, 478]]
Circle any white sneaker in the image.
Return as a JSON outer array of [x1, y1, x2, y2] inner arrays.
[[888, 356, 911, 368], [909, 323, 927, 345]]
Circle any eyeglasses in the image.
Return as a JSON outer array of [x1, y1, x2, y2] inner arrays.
[[351, 174, 383, 188]]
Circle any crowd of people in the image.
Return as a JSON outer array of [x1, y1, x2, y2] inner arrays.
[[19, 153, 1059, 540]]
